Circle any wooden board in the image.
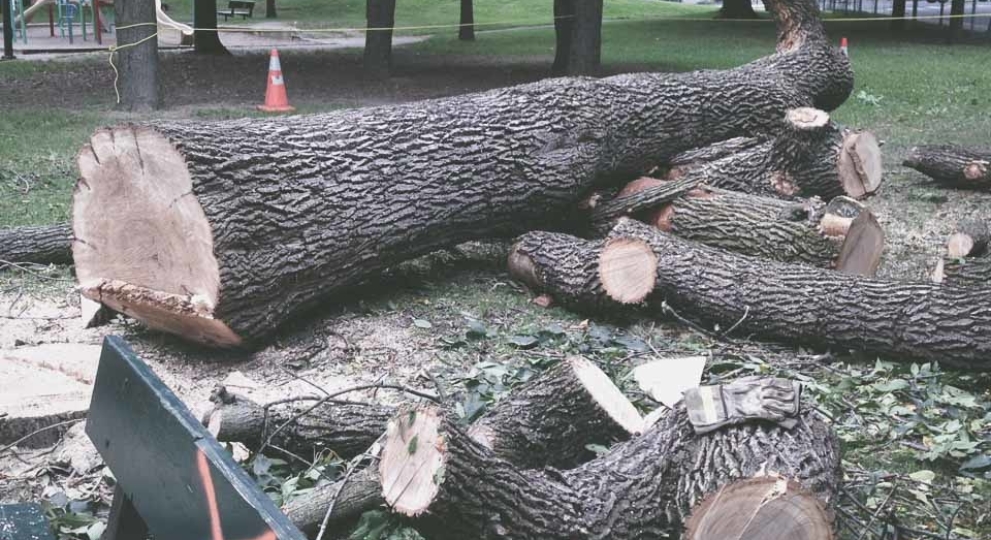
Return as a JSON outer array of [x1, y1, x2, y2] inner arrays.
[[85, 336, 307, 540]]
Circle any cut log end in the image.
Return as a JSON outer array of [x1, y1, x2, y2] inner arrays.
[[786, 107, 830, 130], [507, 243, 541, 290], [931, 258, 946, 284], [684, 476, 834, 540], [380, 407, 446, 517], [837, 131, 883, 199], [568, 356, 644, 435], [599, 237, 657, 304], [818, 196, 864, 238], [835, 210, 884, 277], [73, 127, 231, 345], [947, 233, 976, 259]]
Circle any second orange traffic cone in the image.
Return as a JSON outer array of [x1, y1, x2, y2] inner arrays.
[[258, 49, 295, 113]]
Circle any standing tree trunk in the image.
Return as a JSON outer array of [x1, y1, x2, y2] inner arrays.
[[949, 0, 965, 36], [73, 0, 854, 347], [567, 0, 602, 75], [458, 0, 474, 41], [266, 0, 275, 18], [892, 0, 907, 30], [0, 224, 73, 266], [379, 397, 839, 540], [114, 0, 161, 110], [720, 0, 758, 18], [552, 0, 575, 75], [364, 0, 396, 78], [193, 0, 230, 55]]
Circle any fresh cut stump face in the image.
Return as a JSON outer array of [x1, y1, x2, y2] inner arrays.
[[73, 127, 240, 346]]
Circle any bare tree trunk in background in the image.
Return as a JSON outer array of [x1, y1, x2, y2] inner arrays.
[[552, 0, 574, 74], [364, 0, 396, 78], [115, 0, 161, 110], [193, 0, 230, 54], [459, 0, 474, 41], [892, 0, 907, 30], [266, 0, 275, 18], [720, 0, 758, 18], [948, 0, 965, 38], [567, 0, 602, 75]]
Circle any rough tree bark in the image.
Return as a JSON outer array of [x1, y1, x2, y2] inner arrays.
[[904, 145, 991, 189], [458, 0, 474, 41], [193, 0, 229, 54], [114, 0, 161, 110], [720, 0, 759, 18], [511, 219, 991, 370], [379, 397, 839, 540], [932, 256, 991, 287], [567, 0, 603, 75], [73, 0, 853, 347], [364, 0, 396, 77], [0, 224, 73, 266], [614, 180, 876, 270], [206, 356, 642, 533], [659, 108, 882, 200]]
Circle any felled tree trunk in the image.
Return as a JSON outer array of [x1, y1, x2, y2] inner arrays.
[[0, 223, 73, 266], [662, 108, 882, 200], [932, 257, 991, 287], [619, 181, 877, 271], [512, 220, 991, 370], [904, 145, 991, 189], [73, 0, 852, 347], [379, 398, 839, 540], [209, 357, 643, 533], [662, 136, 766, 174]]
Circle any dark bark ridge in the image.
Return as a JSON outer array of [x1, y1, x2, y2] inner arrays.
[[904, 145, 991, 189], [0, 223, 74, 266], [380, 400, 839, 540], [74, 0, 852, 346]]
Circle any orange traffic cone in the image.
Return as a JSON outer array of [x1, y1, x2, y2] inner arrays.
[[258, 49, 295, 113]]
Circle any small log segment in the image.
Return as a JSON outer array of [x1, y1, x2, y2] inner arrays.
[[73, 0, 852, 347], [207, 357, 643, 532], [610, 179, 880, 271], [946, 218, 989, 258], [379, 391, 839, 540], [904, 145, 991, 189], [0, 223, 73, 266], [512, 220, 991, 370], [932, 257, 991, 288], [664, 108, 882, 200]]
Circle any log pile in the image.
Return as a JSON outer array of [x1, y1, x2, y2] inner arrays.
[[68, 0, 856, 347]]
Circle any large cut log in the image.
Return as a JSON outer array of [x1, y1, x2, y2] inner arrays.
[[379, 384, 839, 540], [511, 220, 991, 370], [607, 179, 882, 271], [72, 0, 852, 347], [0, 223, 73, 266], [207, 357, 643, 533], [932, 256, 991, 288], [663, 108, 882, 200], [904, 145, 991, 189]]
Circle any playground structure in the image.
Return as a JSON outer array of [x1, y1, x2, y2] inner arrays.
[[6, 0, 190, 47]]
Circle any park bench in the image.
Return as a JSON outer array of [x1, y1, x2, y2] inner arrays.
[[217, 0, 256, 21], [83, 336, 309, 540]]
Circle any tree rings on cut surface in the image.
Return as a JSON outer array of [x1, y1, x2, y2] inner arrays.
[[599, 238, 657, 304]]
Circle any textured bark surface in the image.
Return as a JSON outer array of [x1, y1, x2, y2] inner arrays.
[[514, 220, 991, 370], [904, 145, 991, 189], [74, 0, 853, 346], [652, 187, 849, 268], [283, 468, 383, 535], [206, 394, 394, 459], [567, 0, 603, 75], [0, 223, 73, 266], [114, 0, 161, 110], [509, 233, 608, 310], [467, 356, 642, 469], [666, 109, 881, 200], [663, 136, 765, 175], [381, 400, 839, 540], [934, 257, 991, 288]]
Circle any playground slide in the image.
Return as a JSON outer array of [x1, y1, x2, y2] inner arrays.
[[13, 0, 54, 27], [14, 0, 193, 39]]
